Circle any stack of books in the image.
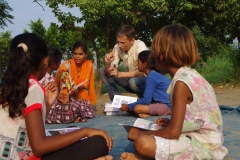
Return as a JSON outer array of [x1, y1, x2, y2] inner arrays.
[[104, 102, 122, 116], [104, 95, 137, 116]]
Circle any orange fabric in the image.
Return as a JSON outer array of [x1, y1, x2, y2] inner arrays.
[[55, 59, 96, 104]]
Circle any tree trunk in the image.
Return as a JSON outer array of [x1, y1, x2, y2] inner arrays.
[[0, 50, 2, 78], [95, 49, 102, 97], [96, 11, 111, 97], [95, 68, 103, 97], [106, 11, 110, 52]]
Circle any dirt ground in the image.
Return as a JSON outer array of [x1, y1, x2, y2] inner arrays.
[[95, 86, 240, 115]]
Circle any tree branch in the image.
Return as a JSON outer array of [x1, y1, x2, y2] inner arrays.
[[69, 26, 99, 53], [33, 0, 45, 11], [226, 22, 240, 31]]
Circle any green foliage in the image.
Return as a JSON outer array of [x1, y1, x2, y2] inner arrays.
[[0, 31, 12, 77], [230, 48, 240, 79], [192, 25, 238, 70], [117, 62, 127, 72], [45, 0, 240, 66], [194, 31, 236, 85], [0, 0, 14, 29], [41, 0, 240, 92], [24, 19, 95, 61], [197, 55, 233, 85], [45, 23, 84, 60], [27, 19, 46, 40]]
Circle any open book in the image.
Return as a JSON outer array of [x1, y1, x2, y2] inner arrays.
[[103, 95, 137, 116], [111, 95, 137, 108], [119, 118, 162, 132], [45, 127, 80, 136]]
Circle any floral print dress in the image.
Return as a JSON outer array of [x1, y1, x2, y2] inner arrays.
[[166, 67, 228, 159]]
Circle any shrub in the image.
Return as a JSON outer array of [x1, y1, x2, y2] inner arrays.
[[197, 55, 233, 84]]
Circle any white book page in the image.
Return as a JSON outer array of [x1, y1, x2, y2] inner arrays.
[[119, 118, 162, 132], [133, 118, 161, 131], [45, 127, 80, 136], [111, 95, 137, 108]]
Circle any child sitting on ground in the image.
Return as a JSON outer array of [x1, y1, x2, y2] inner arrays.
[[120, 24, 228, 160], [39, 47, 95, 123], [0, 33, 113, 160], [120, 50, 171, 118], [39, 47, 62, 87]]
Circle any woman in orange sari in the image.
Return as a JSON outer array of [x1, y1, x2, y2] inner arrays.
[[55, 41, 96, 105], [45, 41, 96, 123]]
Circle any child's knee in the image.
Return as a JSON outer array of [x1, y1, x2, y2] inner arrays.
[[134, 135, 156, 157], [128, 78, 137, 91], [134, 135, 150, 152], [128, 78, 146, 94]]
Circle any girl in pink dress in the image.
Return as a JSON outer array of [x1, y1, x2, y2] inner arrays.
[[121, 24, 228, 160]]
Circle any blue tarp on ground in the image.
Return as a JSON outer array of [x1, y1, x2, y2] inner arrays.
[[45, 106, 240, 160]]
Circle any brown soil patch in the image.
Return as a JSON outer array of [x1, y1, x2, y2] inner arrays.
[[214, 86, 240, 107]]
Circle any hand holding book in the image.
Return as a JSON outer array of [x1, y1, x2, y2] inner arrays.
[[154, 117, 170, 127], [119, 118, 163, 141], [68, 79, 88, 95], [120, 104, 129, 112], [119, 118, 162, 133]]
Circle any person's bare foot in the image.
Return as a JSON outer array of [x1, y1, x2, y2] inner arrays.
[[94, 155, 113, 160], [74, 117, 81, 122], [120, 152, 137, 160], [121, 152, 154, 160], [138, 113, 152, 118]]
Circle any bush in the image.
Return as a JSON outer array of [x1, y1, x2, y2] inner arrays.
[[197, 55, 233, 84]]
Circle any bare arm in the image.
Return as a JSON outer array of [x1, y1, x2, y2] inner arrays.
[[104, 47, 116, 77], [44, 82, 58, 114], [117, 70, 144, 78], [54, 67, 65, 87], [25, 110, 112, 156], [128, 81, 192, 140], [109, 67, 144, 78]]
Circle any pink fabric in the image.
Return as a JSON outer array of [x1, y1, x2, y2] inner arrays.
[[148, 103, 171, 116]]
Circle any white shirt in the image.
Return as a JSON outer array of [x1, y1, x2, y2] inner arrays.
[[111, 40, 148, 71], [0, 75, 45, 159]]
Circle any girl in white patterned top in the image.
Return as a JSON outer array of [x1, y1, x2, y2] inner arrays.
[[0, 33, 113, 160], [121, 24, 228, 160]]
